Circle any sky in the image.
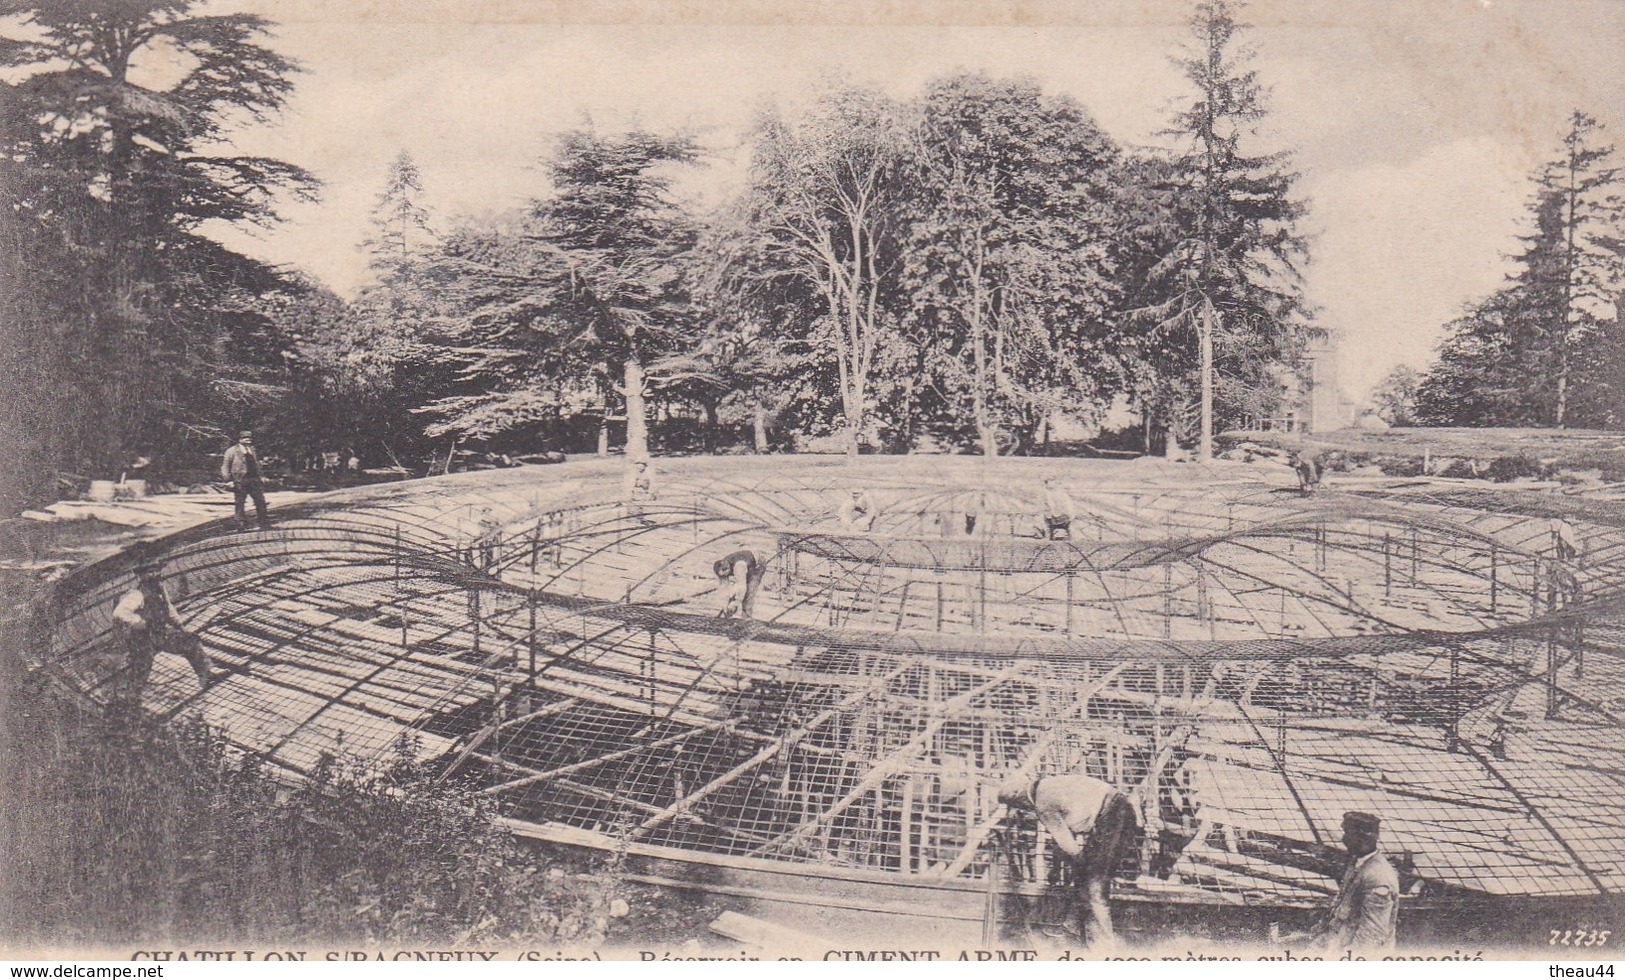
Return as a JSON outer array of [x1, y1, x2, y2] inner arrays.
[[190, 0, 1625, 403]]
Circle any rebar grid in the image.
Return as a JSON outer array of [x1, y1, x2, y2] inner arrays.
[[41, 458, 1625, 906]]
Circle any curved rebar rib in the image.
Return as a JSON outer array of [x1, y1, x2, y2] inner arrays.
[[40, 458, 1625, 904]]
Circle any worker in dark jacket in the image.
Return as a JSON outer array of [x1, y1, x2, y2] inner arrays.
[[714, 549, 765, 620], [220, 430, 271, 529]]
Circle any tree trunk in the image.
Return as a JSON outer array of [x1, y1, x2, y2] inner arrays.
[[753, 405, 769, 453], [1199, 301, 1215, 462], [703, 399, 720, 454], [978, 423, 999, 459], [624, 356, 648, 460]]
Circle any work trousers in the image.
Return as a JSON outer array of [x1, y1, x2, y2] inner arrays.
[[234, 480, 270, 527]]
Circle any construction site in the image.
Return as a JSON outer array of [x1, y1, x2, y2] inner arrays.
[[35, 456, 1625, 944]]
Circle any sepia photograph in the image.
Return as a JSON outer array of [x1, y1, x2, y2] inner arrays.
[[1, 0, 1622, 965]]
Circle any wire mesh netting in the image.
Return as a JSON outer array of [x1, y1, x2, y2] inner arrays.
[[41, 458, 1625, 909]]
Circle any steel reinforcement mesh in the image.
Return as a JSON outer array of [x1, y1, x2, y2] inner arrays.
[[41, 458, 1625, 907]]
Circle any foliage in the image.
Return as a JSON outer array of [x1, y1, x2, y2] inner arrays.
[[735, 87, 909, 456], [0, 0, 318, 502], [1123, 0, 1312, 456], [1414, 295, 1547, 427], [1568, 304, 1625, 428], [1369, 365, 1421, 426], [365, 150, 437, 270], [422, 129, 700, 459], [900, 73, 1123, 455], [1533, 112, 1625, 426], [0, 688, 627, 946], [1418, 112, 1625, 428]]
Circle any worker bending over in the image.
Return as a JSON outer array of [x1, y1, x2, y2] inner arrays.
[[998, 772, 1139, 946]]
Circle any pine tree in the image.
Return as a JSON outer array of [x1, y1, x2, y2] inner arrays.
[[364, 151, 437, 270], [0, 0, 317, 496], [1132, 0, 1311, 458], [425, 129, 699, 459], [1531, 112, 1625, 427], [1417, 112, 1625, 428]]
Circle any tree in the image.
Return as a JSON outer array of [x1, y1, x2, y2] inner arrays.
[[1131, 0, 1311, 459], [1416, 112, 1625, 428], [1368, 365, 1421, 426], [0, 0, 317, 498], [1568, 300, 1625, 428], [738, 88, 907, 456], [364, 151, 436, 269], [1526, 112, 1625, 427], [298, 150, 458, 461], [901, 74, 1122, 455], [1414, 294, 1548, 427], [424, 129, 699, 460]]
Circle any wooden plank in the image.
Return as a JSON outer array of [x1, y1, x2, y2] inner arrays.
[[709, 911, 826, 950]]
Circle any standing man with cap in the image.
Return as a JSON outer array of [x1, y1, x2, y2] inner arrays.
[[1311, 810, 1400, 951], [997, 771, 1139, 947], [221, 430, 271, 529]]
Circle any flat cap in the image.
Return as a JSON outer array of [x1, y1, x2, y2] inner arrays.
[[1343, 811, 1381, 833], [238, 430, 254, 439]]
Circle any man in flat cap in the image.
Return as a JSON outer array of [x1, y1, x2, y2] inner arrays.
[[108, 552, 218, 720], [1311, 810, 1399, 951], [220, 430, 271, 529], [997, 771, 1139, 947]]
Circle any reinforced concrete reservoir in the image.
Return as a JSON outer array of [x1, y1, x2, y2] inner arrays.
[[40, 457, 1625, 936]]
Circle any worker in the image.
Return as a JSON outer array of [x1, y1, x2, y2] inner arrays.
[[1551, 516, 1581, 564], [838, 488, 878, 532], [964, 490, 987, 537], [1041, 478, 1075, 541], [1294, 449, 1322, 495], [713, 549, 765, 620], [474, 507, 501, 571], [1309, 811, 1400, 951], [997, 772, 1139, 947], [109, 558, 217, 720], [624, 458, 656, 524], [220, 430, 271, 529]]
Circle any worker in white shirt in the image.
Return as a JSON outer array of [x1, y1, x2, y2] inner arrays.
[[998, 772, 1139, 946], [109, 560, 217, 718], [1041, 478, 1076, 541], [838, 488, 878, 532], [624, 459, 656, 524]]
